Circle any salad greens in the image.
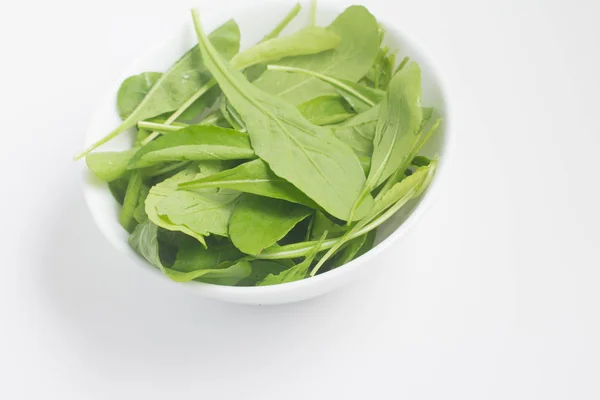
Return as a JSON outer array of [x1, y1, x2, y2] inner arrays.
[[78, 3, 442, 286]]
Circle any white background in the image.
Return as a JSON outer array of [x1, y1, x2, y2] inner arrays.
[[1, 0, 599, 398]]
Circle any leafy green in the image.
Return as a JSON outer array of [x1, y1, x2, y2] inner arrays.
[[349, 63, 423, 221], [127, 125, 254, 168], [75, 19, 241, 159], [117, 72, 163, 119], [229, 26, 341, 71], [145, 163, 238, 245], [129, 220, 251, 283], [81, 5, 442, 287], [238, 260, 293, 286], [119, 170, 143, 233], [85, 148, 138, 182], [229, 195, 312, 255], [331, 105, 379, 158], [178, 159, 318, 207], [133, 184, 150, 223], [310, 211, 346, 239], [297, 94, 354, 125], [192, 9, 372, 222], [267, 64, 385, 113], [258, 233, 327, 286], [312, 162, 436, 274], [253, 6, 380, 104]]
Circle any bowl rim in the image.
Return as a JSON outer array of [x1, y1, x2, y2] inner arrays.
[[80, 2, 454, 298]]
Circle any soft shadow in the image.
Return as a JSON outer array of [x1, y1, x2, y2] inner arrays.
[[36, 179, 375, 381]]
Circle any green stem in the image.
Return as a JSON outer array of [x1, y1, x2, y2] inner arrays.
[[310, 0, 317, 26], [140, 79, 217, 145], [263, 3, 302, 41], [267, 64, 376, 107], [395, 56, 410, 74], [137, 121, 184, 133], [309, 188, 416, 275], [256, 190, 414, 262]]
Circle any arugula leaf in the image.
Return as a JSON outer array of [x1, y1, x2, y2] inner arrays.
[[253, 6, 380, 104], [119, 170, 143, 233], [331, 105, 379, 159], [172, 240, 243, 272], [311, 162, 436, 274], [297, 94, 354, 125], [178, 159, 318, 207], [258, 233, 327, 286], [267, 64, 385, 113], [127, 125, 254, 168], [238, 260, 293, 286], [117, 72, 162, 119], [229, 26, 341, 71], [133, 184, 150, 223], [145, 163, 237, 245], [229, 195, 312, 255], [129, 220, 251, 283], [254, 162, 436, 263], [192, 9, 372, 222], [75, 19, 241, 159], [85, 148, 138, 182], [348, 62, 423, 221], [310, 211, 346, 239]]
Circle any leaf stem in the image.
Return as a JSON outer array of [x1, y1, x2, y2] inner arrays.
[[267, 64, 376, 107], [263, 2, 302, 41], [137, 121, 184, 133], [310, 0, 317, 26], [255, 189, 415, 262]]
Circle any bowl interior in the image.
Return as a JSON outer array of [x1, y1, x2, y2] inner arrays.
[[81, 1, 449, 303]]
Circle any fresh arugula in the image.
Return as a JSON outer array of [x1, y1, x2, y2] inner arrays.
[[79, 5, 442, 287], [192, 9, 373, 222]]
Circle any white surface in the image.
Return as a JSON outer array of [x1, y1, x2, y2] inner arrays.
[[1, 0, 599, 398], [81, 1, 452, 304]]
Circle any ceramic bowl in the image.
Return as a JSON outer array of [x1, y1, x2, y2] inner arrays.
[[81, 1, 452, 305]]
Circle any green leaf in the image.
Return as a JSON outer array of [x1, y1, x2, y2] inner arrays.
[[297, 94, 354, 125], [178, 159, 318, 207], [312, 162, 436, 274], [75, 19, 241, 159], [172, 240, 243, 273], [192, 10, 372, 222], [368, 63, 423, 187], [219, 97, 246, 131], [229, 26, 341, 71], [119, 170, 143, 233], [127, 125, 254, 168], [348, 62, 423, 221], [145, 163, 237, 245], [331, 105, 379, 159], [108, 173, 131, 205], [258, 233, 327, 286], [133, 184, 150, 223], [229, 195, 312, 255], [129, 220, 251, 283], [117, 72, 163, 119], [238, 260, 293, 286], [253, 6, 380, 105], [85, 148, 138, 182], [310, 211, 346, 239], [267, 64, 385, 113]]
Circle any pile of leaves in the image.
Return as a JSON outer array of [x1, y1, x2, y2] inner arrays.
[[77, 4, 441, 286]]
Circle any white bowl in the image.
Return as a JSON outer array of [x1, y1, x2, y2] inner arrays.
[[81, 1, 452, 305]]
